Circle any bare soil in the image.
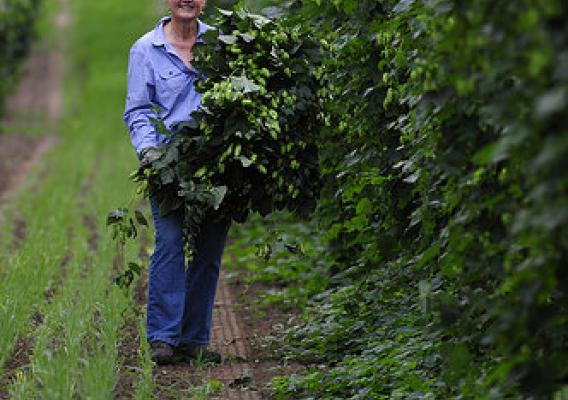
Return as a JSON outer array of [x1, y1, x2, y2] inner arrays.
[[0, 135, 57, 205], [0, 312, 44, 399], [0, 38, 63, 204], [3, 45, 64, 125], [113, 231, 151, 400], [0, 0, 66, 204], [0, 336, 34, 400], [113, 314, 142, 399], [228, 277, 308, 399]]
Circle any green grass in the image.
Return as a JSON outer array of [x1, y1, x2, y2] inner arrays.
[[0, 0, 162, 397], [134, 315, 155, 400]]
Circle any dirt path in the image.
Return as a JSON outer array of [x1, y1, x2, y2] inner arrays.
[[0, 135, 57, 204], [0, 0, 70, 203], [149, 272, 262, 399], [209, 273, 262, 399]]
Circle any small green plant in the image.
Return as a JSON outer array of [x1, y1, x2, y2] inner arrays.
[[187, 378, 224, 400], [106, 208, 148, 290]]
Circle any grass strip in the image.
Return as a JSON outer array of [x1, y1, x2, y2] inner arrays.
[[2, 0, 159, 397]]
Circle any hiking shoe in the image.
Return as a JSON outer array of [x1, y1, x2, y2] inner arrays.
[[150, 341, 174, 365], [176, 343, 222, 364]]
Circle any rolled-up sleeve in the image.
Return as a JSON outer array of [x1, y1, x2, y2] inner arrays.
[[123, 45, 158, 155]]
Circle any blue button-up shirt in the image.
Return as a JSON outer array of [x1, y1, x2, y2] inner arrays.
[[123, 16, 212, 155]]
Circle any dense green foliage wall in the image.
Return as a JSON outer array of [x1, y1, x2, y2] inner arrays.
[[0, 0, 42, 113], [239, 0, 568, 398]]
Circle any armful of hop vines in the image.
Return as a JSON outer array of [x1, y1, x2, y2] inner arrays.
[[107, 6, 325, 289]]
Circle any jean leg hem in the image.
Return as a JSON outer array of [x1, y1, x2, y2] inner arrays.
[[147, 337, 177, 346], [178, 340, 210, 346]]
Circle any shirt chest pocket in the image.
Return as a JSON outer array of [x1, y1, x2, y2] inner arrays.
[[156, 68, 187, 97]]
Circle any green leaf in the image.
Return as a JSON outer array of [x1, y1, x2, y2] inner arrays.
[[210, 185, 228, 210], [160, 168, 175, 185], [128, 218, 137, 239], [237, 155, 253, 167], [472, 142, 499, 165], [393, 0, 415, 14], [128, 262, 142, 275], [194, 167, 208, 178], [217, 8, 233, 17], [231, 76, 261, 94], [414, 243, 441, 269], [249, 13, 272, 29], [218, 34, 237, 45], [106, 209, 128, 226], [134, 210, 148, 227], [535, 87, 566, 119], [239, 33, 255, 43]]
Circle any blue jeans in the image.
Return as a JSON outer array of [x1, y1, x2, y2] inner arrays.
[[147, 198, 229, 346]]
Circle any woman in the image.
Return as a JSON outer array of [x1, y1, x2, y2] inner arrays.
[[123, 0, 228, 365]]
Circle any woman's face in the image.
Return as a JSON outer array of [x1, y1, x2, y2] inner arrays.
[[167, 0, 205, 21]]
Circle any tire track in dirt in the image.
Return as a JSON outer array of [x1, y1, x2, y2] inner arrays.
[[2, 0, 69, 130], [0, 24, 62, 205], [0, 0, 66, 209], [208, 276, 262, 399]]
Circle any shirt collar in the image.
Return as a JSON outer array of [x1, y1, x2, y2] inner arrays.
[[151, 16, 209, 47]]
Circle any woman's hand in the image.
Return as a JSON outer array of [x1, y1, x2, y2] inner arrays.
[[139, 147, 162, 169]]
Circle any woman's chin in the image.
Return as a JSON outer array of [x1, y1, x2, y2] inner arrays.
[[172, 10, 198, 21]]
